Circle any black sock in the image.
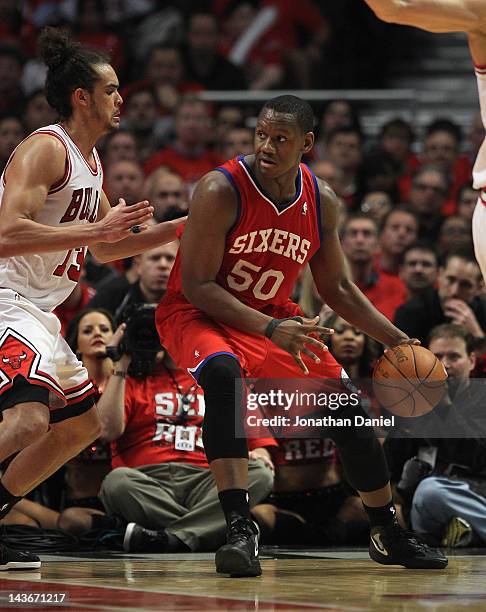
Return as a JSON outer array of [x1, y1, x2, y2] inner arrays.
[[0, 481, 22, 519], [218, 489, 250, 522], [363, 500, 397, 528]]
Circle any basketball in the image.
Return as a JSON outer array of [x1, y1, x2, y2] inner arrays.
[[372, 344, 447, 417]]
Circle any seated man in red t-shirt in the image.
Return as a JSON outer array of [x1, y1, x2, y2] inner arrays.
[[341, 213, 407, 321], [98, 347, 274, 553]]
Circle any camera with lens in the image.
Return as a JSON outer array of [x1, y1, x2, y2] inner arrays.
[[397, 456, 433, 504], [107, 303, 161, 377]]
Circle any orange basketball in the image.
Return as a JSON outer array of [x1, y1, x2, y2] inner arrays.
[[372, 344, 447, 417]]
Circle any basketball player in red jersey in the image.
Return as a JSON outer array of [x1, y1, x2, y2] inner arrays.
[[157, 95, 447, 576], [0, 28, 182, 570], [362, 1, 486, 280]]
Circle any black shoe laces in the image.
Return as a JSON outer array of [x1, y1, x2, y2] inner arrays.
[[227, 518, 255, 546], [386, 522, 432, 555]]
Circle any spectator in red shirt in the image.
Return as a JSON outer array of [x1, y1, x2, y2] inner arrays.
[[97, 348, 274, 553], [378, 118, 419, 203], [325, 127, 364, 208], [144, 169, 189, 222], [456, 181, 480, 224], [104, 159, 145, 206], [144, 96, 223, 190], [422, 119, 472, 216], [341, 213, 407, 320], [101, 130, 139, 167]]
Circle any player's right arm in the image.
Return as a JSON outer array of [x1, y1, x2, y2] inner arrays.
[[364, 1, 486, 64], [181, 171, 330, 372], [0, 134, 153, 258], [363, 0, 486, 31]]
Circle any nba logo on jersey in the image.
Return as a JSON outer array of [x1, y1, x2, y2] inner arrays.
[[302, 201, 308, 215]]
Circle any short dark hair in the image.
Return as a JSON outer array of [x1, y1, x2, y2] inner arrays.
[[260, 95, 315, 134], [342, 211, 378, 236], [426, 118, 462, 146], [326, 125, 364, 146], [443, 248, 481, 279], [380, 205, 418, 233], [428, 323, 475, 354], [403, 240, 439, 264], [380, 118, 414, 144], [38, 27, 110, 120], [412, 163, 451, 191]]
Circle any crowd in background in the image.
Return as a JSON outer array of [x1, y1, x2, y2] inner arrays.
[[2, 0, 486, 552]]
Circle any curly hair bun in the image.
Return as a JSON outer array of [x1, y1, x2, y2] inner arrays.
[[38, 27, 78, 70]]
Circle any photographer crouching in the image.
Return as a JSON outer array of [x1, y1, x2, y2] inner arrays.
[[97, 304, 274, 553]]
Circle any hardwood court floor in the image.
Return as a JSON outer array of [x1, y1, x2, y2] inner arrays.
[[0, 548, 485, 611]]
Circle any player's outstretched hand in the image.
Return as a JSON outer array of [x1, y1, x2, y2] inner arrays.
[[270, 316, 334, 375], [98, 198, 154, 242], [384, 337, 420, 355]]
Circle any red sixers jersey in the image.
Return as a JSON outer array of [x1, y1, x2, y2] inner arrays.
[[164, 155, 322, 311]]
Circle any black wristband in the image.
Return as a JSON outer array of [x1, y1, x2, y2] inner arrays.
[[264, 316, 303, 339]]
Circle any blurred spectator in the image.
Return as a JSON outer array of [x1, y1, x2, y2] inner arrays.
[[123, 44, 201, 116], [384, 324, 486, 547], [104, 160, 145, 205], [355, 150, 400, 207], [421, 119, 473, 216], [220, 126, 253, 160], [399, 242, 439, 301], [74, 0, 124, 73], [98, 347, 273, 552], [378, 118, 419, 203], [325, 313, 380, 378], [145, 169, 189, 221], [217, 0, 329, 90], [0, 116, 24, 171], [325, 126, 364, 207], [101, 130, 139, 166], [467, 111, 485, 166], [54, 271, 96, 336], [376, 208, 419, 278], [457, 181, 480, 224], [88, 242, 178, 319], [395, 250, 486, 342], [56, 308, 119, 533], [144, 96, 223, 188], [311, 159, 346, 198], [184, 12, 246, 90], [121, 86, 167, 162], [438, 215, 473, 259], [0, 43, 25, 116], [359, 190, 393, 225], [214, 105, 245, 147], [341, 213, 407, 320], [314, 100, 361, 160], [218, 0, 284, 90], [407, 164, 450, 242], [22, 89, 57, 133]]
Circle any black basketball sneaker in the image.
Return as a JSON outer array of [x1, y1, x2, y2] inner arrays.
[[215, 513, 261, 577], [0, 543, 41, 571], [369, 521, 448, 569]]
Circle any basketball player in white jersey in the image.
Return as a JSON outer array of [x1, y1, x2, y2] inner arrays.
[[0, 28, 182, 569], [362, 1, 486, 277]]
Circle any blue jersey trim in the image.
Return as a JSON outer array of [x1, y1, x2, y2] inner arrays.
[[187, 351, 240, 382], [306, 165, 323, 245]]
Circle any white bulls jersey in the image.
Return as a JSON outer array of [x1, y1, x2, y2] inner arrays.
[[0, 124, 102, 311], [473, 65, 486, 190]]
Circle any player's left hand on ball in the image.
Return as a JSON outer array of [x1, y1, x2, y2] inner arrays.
[[385, 337, 420, 354]]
